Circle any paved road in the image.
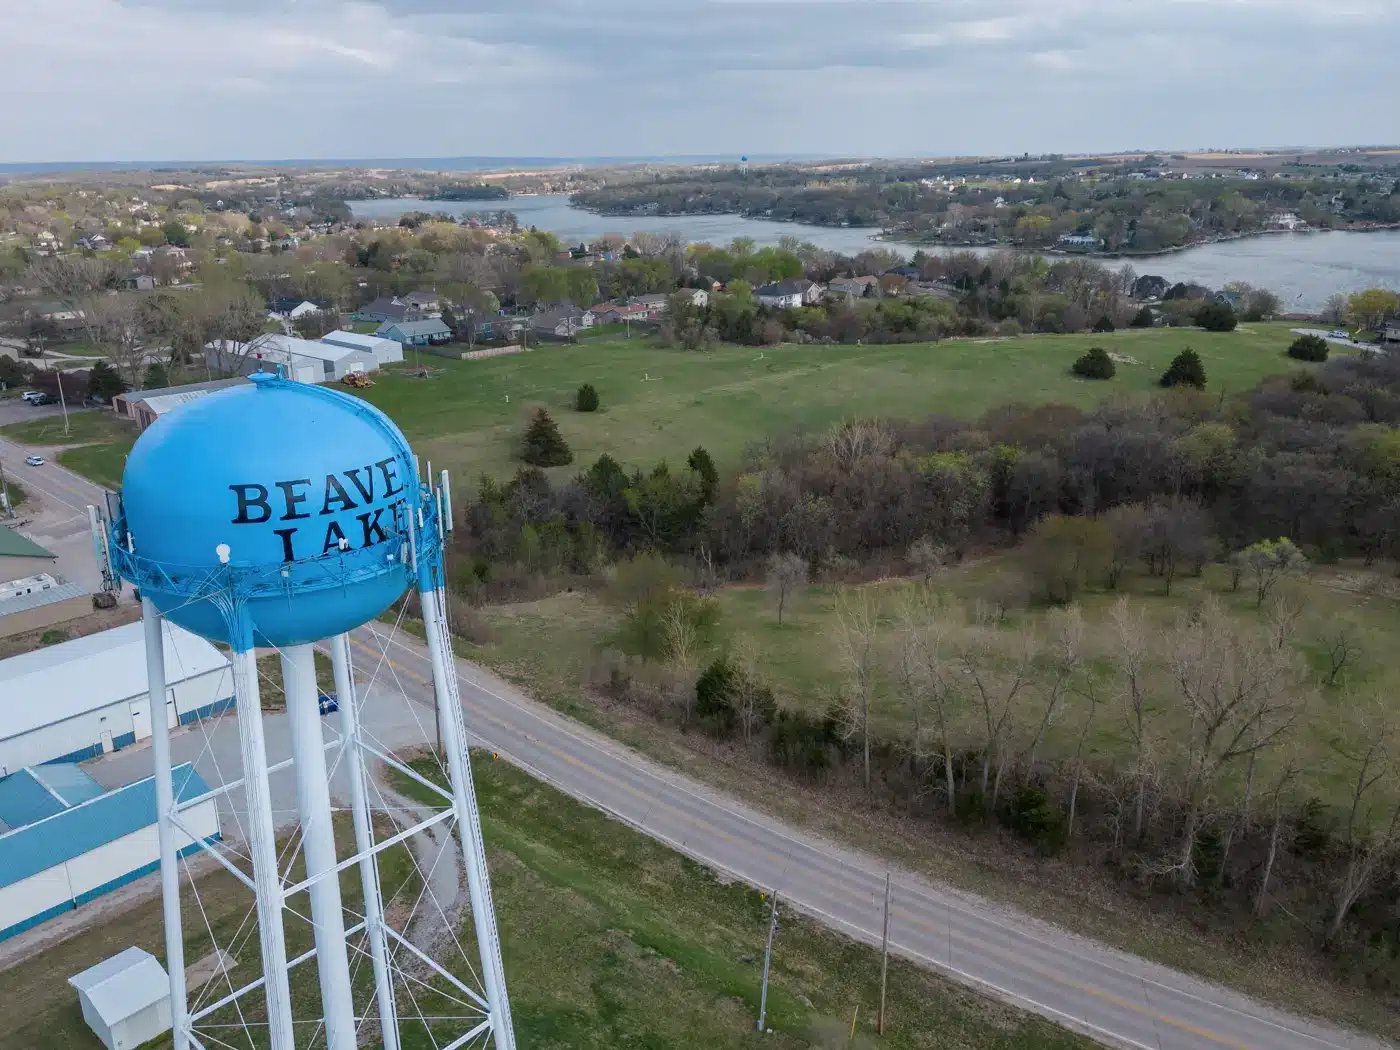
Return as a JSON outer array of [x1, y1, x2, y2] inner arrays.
[[29, 448, 1393, 1050], [1290, 327, 1383, 354]]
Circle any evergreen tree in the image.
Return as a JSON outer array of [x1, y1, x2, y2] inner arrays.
[[1195, 301, 1238, 332], [1159, 347, 1207, 389], [1130, 305, 1155, 328], [1071, 346, 1116, 380], [143, 360, 169, 389], [687, 446, 718, 501], [521, 408, 573, 467], [1091, 314, 1115, 333], [576, 383, 599, 412], [1287, 334, 1329, 362], [88, 359, 128, 401]]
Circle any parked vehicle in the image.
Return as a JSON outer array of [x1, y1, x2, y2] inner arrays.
[[24, 455, 45, 466], [317, 692, 339, 716], [19, 391, 43, 404], [29, 393, 56, 406], [1329, 329, 1350, 339]]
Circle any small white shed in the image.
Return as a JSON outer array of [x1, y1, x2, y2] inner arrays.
[[69, 946, 172, 1050]]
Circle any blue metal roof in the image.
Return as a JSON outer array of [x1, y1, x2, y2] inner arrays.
[[0, 763, 210, 889], [0, 769, 67, 830], [32, 763, 105, 807]]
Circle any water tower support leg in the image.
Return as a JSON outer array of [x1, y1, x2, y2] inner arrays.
[[282, 643, 358, 1050], [419, 581, 516, 1049], [142, 598, 189, 1050], [228, 641, 296, 1050], [330, 632, 401, 1050]]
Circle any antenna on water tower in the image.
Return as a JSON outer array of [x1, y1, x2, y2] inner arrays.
[[97, 370, 515, 1050]]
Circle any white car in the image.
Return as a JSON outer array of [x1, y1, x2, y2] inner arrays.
[[19, 391, 42, 404], [24, 455, 44, 466], [1328, 329, 1350, 340]]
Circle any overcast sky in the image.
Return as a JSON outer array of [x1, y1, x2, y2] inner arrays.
[[3, 0, 1396, 164]]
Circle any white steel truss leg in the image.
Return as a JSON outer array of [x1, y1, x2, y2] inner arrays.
[[228, 640, 296, 1049], [282, 643, 357, 1050], [419, 582, 516, 1049], [330, 632, 401, 1050], [142, 599, 190, 1050]]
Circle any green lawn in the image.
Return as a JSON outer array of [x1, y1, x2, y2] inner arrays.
[[357, 323, 1312, 482], [0, 410, 136, 489]]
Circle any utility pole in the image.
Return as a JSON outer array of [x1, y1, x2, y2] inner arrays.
[[55, 367, 70, 437], [878, 873, 891, 1035], [756, 891, 780, 1032], [0, 458, 11, 518]]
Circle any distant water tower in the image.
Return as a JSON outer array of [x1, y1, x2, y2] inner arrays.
[[740, 154, 749, 178], [97, 372, 514, 1050]]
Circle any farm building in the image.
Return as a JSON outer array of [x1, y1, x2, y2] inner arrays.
[[205, 335, 379, 384], [319, 329, 405, 365], [0, 528, 88, 639], [1, 762, 219, 942], [70, 947, 173, 1050], [112, 378, 247, 430], [0, 621, 232, 773]]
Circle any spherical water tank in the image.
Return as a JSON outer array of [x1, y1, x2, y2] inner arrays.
[[120, 373, 419, 647]]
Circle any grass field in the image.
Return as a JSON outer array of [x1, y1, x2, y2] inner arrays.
[[468, 555, 1400, 816], [0, 325, 1311, 490], [355, 323, 1310, 482], [0, 760, 1091, 1050]]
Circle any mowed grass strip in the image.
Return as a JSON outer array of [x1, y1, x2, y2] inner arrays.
[[358, 323, 1309, 481], [402, 756, 1095, 1050]]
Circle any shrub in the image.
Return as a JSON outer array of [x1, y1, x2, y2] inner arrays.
[[1022, 514, 1112, 603], [1091, 314, 1115, 333], [521, 407, 573, 467], [1194, 301, 1238, 332], [695, 656, 737, 734], [1130, 305, 1155, 328], [1159, 347, 1206, 389], [1071, 346, 1115, 380], [1287, 334, 1329, 362], [575, 382, 599, 411]]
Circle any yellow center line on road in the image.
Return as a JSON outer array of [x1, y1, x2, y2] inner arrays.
[[346, 633, 1260, 1050]]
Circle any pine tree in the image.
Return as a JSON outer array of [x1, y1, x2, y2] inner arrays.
[[576, 383, 599, 412], [521, 408, 573, 467], [1091, 314, 1116, 333], [1130, 305, 1155, 328], [1160, 347, 1207, 389], [143, 360, 169, 389], [1287, 334, 1329, 362], [1071, 346, 1115, 380], [687, 446, 718, 501], [89, 359, 129, 401]]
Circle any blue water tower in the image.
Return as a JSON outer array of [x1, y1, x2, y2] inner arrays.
[[113, 372, 426, 648]]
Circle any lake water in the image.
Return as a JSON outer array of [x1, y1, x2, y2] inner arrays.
[[349, 195, 1400, 313]]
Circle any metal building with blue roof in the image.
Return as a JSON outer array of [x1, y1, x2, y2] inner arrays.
[[0, 762, 220, 941]]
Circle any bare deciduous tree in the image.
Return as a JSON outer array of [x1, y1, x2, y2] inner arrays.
[[1316, 620, 1364, 687], [1110, 598, 1156, 843], [1254, 747, 1301, 918], [1325, 699, 1400, 945], [894, 586, 963, 815], [82, 293, 147, 386], [958, 606, 1038, 812], [1163, 598, 1301, 887], [766, 552, 808, 625], [833, 590, 880, 793]]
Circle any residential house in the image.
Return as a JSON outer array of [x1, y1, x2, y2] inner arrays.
[[591, 302, 649, 325], [1057, 232, 1104, 251], [376, 318, 453, 347], [1131, 274, 1170, 301], [1270, 211, 1305, 231], [884, 266, 921, 281], [827, 276, 880, 304], [1382, 322, 1400, 345], [319, 329, 404, 365], [530, 305, 595, 337], [755, 278, 821, 309], [266, 297, 324, 321], [350, 296, 423, 325], [123, 274, 156, 292], [629, 293, 675, 315], [1213, 290, 1245, 311], [76, 234, 109, 251], [400, 290, 442, 315]]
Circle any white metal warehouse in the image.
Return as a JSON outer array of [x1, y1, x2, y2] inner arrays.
[[0, 621, 232, 774], [320, 328, 405, 365]]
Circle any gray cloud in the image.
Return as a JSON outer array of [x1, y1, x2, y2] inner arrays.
[[2, 0, 1397, 163]]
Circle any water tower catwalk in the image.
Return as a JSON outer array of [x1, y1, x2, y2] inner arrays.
[[97, 371, 515, 1049]]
